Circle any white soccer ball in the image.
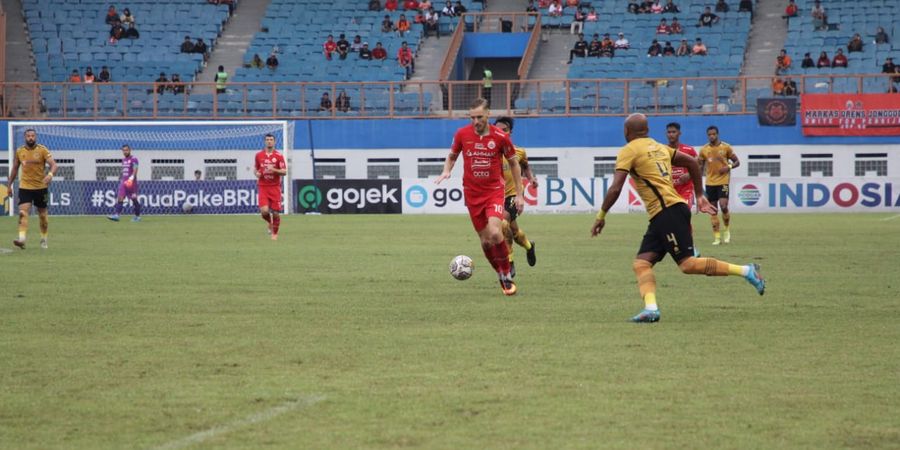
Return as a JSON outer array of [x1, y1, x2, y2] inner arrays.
[[449, 255, 474, 280], [182, 201, 194, 213]]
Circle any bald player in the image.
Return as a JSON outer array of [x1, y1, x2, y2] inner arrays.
[[8, 128, 57, 249], [590, 114, 765, 323]]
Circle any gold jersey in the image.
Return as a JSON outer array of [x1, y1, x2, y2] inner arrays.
[[15, 144, 53, 190], [698, 141, 735, 186], [502, 146, 529, 197], [615, 137, 686, 219]]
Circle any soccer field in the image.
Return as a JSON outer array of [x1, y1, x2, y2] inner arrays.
[[2, 212, 899, 449]]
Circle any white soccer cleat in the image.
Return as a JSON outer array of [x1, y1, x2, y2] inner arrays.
[[40, 238, 48, 249], [723, 230, 731, 244], [711, 239, 721, 246]]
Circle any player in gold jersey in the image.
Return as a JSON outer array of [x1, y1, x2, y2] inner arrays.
[[8, 129, 58, 249], [494, 117, 537, 277], [590, 114, 765, 323], [698, 125, 740, 245]]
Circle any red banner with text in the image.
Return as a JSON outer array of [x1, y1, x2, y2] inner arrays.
[[801, 94, 900, 136]]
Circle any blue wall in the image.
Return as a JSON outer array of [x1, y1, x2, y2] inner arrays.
[[461, 33, 530, 58]]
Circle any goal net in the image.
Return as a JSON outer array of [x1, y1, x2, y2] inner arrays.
[[5, 121, 293, 216]]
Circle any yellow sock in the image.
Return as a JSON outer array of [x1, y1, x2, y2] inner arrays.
[[643, 293, 658, 310], [678, 257, 748, 277], [714, 231, 721, 240], [633, 260, 658, 310], [18, 231, 26, 240], [514, 230, 532, 250], [41, 232, 48, 240], [508, 242, 515, 262]]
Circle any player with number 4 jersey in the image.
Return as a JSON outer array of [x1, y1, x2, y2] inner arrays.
[[254, 133, 287, 240]]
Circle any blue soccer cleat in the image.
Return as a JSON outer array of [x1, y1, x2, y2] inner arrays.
[[745, 263, 765, 296], [107, 214, 120, 222], [631, 309, 660, 323]]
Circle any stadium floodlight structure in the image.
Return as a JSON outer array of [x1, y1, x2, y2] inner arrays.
[[6, 121, 293, 216]]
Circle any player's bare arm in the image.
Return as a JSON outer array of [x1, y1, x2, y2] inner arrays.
[[507, 155, 525, 213], [435, 151, 459, 184], [591, 170, 628, 237], [42, 156, 58, 185], [8, 156, 20, 188], [674, 151, 716, 215], [522, 160, 538, 188]]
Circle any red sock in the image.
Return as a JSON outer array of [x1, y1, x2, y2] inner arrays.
[[481, 242, 499, 271], [491, 242, 511, 276], [261, 212, 271, 224], [272, 215, 281, 234]]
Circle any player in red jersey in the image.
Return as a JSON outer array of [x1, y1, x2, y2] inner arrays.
[[254, 133, 287, 240], [666, 122, 701, 256], [435, 98, 525, 296]]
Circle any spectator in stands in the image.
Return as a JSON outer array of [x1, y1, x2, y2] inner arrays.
[[697, 7, 719, 27], [656, 18, 670, 34], [425, 7, 441, 38], [811, 0, 827, 30], [783, 0, 798, 19], [98, 66, 111, 82], [647, 39, 662, 57], [565, 0, 579, 8], [84, 67, 95, 83], [816, 51, 830, 68], [336, 34, 351, 60], [319, 92, 333, 112], [783, 77, 798, 95], [601, 33, 614, 53], [155, 72, 168, 94], [351, 35, 364, 52], [266, 53, 279, 70], [771, 77, 785, 95], [883, 57, 896, 76], [369, 0, 382, 10], [482, 67, 493, 105], [571, 7, 585, 35], [194, 170, 202, 181], [403, 0, 419, 10], [359, 43, 373, 60], [651, 0, 664, 14], [615, 32, 630, 49], [586, 7, 598, 21], [123, 22, 139, 39], [847, 33, 863, 53], [420, 0, 432, 11], [549, 0, 563, 17], [372, 42, 388, 60], [120, 8, 134, 25], [538, 0, 551, 9], [628, 1, 640, 14], [169, 74, 185, 94], [336, 91, 351, 112], [663, 41, 675, 56], [109, 19, 125, 41], [639, 0, 654, 13], [676, 38, 690, 56], [214, 66, 227, 94], [670, 17, 683, 34], [250, 53, 264, 68], [692, 37, 707, 55], [398, 41, 415, 79], [453, 1, 467, 15], [442, 1, 456, 16], [323, 34, 337, 60], [801, 52, 814, 68], [397, 14, 411, 37], [526, 0, 538, 12], [715, 0, 729, 13], [382, 15, 395, 32], [193, 38, 209, 61], [385, 0, 398, 10], [832, 48, 848, 68], [105, 5, 118, 24], [69, 69, 81, 82], [875, 27, 889, 45], [738, 0, 752, 13], [587, 34, 601, 57], [568, 33, 588, 63], [663, 0, 680, 13], [776, 49, 791, 75], [180, 36, 194, 53]]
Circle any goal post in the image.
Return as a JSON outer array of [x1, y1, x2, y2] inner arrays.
[[6, 120, 293, 216]]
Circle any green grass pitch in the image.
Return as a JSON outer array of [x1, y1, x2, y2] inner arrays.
[[2, 212, 899, 449]]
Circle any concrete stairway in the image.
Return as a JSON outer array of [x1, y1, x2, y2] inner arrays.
[[3, 0, 41, 116], [741, 0, 789, 89], [200, 0, 271, 87]]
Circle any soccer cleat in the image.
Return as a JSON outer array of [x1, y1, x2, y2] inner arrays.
[[745, 263, 766, 296], [631, 309, 660, 323], [509, 261, 516, 279], [13, 239, 26, 249], [499, 277, 517, 296], [40, 238, 48, 249], [723, 230, 731, 244], [107, 214, 120, 222], [132, 216, 141, 222], [526, 240, 536, 266], [712, 238, 721, 246]]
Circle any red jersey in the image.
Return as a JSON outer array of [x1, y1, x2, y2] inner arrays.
[[670, 143, 697, 200], [323, 41, 337, 54], [255, 150, 286, 187], [451, 124, 515, 198]]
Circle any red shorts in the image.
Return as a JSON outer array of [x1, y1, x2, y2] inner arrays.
[[677, 186, 694, 208], [466, 188, 505, 232], [258, 184, 283, 211]]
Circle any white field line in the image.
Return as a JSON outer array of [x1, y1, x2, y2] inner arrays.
[[880, 214, 900, 221], [150, 395, 326, 450]]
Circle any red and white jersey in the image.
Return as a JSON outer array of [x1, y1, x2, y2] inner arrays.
[[255, 149, 286, 187], [670, 143, 697, 199], [450, 124, 516, 197]]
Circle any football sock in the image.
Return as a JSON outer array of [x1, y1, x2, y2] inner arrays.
[[677, 257, 746, 277], [481, 242, 499, 272], [514, 230, 532, 250], [133, 199, 142, 217], [723, 212, 730, 228], [40, 232, 48, 240], [18, 231, 26, 241], [261, 211, 271, 223], [18, 213, 28, 240], [491, 241, 512, 276], [711, 215, 720, 233], [272, 215, 281, 234], [501, 220, 514, 262], [115, 202, 123, 215], [632, 259, 657, 310]]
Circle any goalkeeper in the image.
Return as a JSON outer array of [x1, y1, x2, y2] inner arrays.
[[107, 144, 142, 222]]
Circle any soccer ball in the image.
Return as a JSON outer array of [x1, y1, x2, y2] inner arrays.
[[449, 255, 474, 280], [182, 201, 194, 214]]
